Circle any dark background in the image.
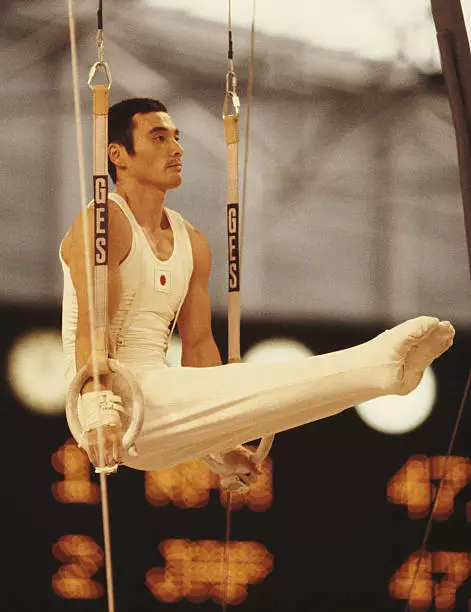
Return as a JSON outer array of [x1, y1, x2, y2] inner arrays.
[[5, 304, 471, 612]]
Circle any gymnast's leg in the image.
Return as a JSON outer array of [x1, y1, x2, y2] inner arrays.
[[123, 316, 454, 470]]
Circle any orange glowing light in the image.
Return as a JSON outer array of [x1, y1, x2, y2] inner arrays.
[[52, 535, 104, 599], [145, 456, 273, 511], [146, 539, 273, 605], [389, 551, 470, 611], [51, 439, 100, 504], [387, 456, 471, 521], [146, 459, 219, 508]]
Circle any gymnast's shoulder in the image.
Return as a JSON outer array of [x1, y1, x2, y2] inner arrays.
[[182, 218, 212, 271], [60, 199, 131, 267]]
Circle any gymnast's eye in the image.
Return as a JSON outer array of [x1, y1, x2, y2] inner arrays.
[[150, 132, 166, 142]]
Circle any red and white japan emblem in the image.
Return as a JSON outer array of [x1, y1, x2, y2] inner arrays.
[[155, 268, 171, 293]]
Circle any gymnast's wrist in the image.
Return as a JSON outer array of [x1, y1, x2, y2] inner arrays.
[[78, 390, 124, 433], [81, 376, 111, 394]]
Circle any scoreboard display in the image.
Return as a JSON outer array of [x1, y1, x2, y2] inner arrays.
[[5, 305, 471, 612], [51, 441, 274, 606]]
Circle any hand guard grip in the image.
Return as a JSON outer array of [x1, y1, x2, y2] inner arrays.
[[66, 359, 145, 457], [79, 390, 123, 433]]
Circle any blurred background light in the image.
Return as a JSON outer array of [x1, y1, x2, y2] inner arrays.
[[243, 338, 313, 363], [355, 365, 437, 434], [166, 335, 313, 366], [7, 329, 67, 415]]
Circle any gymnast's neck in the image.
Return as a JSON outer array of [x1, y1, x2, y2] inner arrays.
[[115, 180, 168, 232]]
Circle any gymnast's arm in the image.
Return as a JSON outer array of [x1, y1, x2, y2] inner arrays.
[[64, 202, 131, 467], [66, 202, 131, 388], [178, 224, 222, 367], [178, 225, 260, 486]]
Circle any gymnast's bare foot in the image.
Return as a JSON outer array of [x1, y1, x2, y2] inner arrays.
[[380, 316, 455, 395]]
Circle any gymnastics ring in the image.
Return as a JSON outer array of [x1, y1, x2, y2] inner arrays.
[[66, 359, 145, 457]]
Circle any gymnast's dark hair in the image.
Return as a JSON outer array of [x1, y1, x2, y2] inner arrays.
[[108, 98, 168, 183]]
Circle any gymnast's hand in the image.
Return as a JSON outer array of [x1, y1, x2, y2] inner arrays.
[[78, 390, 125, 473], [85, 425, 124, 473], [219, 445, 264, 488]]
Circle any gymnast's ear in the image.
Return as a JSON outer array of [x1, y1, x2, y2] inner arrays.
[[108, 142, 128, 171]]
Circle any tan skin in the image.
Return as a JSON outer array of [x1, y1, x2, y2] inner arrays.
[[62, 111, 260, 481]]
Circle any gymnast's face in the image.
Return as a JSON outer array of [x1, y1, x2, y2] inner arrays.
[[113, 111, 183, 190]]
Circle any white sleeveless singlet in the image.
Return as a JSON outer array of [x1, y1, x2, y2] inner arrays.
[[60, 193, 194, 381]]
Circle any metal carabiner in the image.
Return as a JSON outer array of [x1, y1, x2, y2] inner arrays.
[[223, 71, 240, 118], [223, 92, 240, 119], [88, 60, 112, 89]]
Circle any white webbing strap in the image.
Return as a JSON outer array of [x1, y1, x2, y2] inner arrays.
[[67, 3, 117, 612]]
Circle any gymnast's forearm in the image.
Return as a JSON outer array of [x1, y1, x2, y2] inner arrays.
[[75, 319, 110, 393], [181, 333, 222, 367], [74, 267, 121, 393]]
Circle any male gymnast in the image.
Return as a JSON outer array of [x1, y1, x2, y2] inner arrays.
[[60, 98, 455, 483]]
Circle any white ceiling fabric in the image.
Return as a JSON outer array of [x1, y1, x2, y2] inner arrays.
[[144, 0, 471, 69]]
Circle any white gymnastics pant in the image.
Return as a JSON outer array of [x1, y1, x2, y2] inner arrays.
[[121, 325, 418, 471]]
